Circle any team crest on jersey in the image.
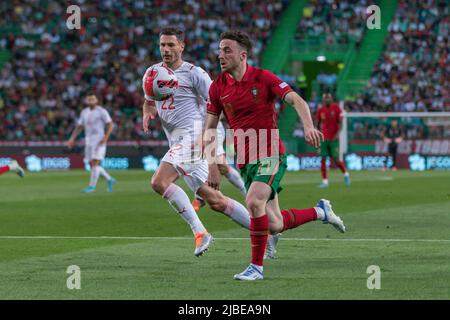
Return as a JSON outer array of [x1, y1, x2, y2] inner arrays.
[[251, 86, 258, 98]]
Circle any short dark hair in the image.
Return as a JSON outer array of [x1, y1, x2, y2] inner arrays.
[[160, 26, 185, 43], [220, 30, 252, 54]]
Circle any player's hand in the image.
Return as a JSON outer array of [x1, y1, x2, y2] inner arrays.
[[384, 138, 391, 144], [304, 126, 323, 148], [207, 164, 221, 190], [143, 106, 157, 133], [395, 137, 403, 144], [99, 136, 108, 145], [67, 139, 75, 149]]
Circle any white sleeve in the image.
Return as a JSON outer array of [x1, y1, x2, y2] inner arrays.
[[192, 66, 212, 101], [102, 108, 112, 123], [76, 111, 84, 126]]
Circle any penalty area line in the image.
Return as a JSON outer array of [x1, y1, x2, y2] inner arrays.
[[0, 236, 449, 243]]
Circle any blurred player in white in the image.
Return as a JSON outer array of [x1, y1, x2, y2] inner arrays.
[[142, 27, 254, 257], [192, 117, 247, 211], [68, 93, 116, 193]]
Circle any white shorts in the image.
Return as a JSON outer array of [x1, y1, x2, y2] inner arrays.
[[161, 143, 208, 193], [85, 144, 107, 161]]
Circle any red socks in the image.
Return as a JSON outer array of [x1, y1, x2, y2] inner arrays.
[[250, 215, 269, 266], [336, 160, 347, 173], [0, 165, 10, 175], [321, 158, 327, 179], [281, 208, 317, 231], [322, 158, 347, 176]]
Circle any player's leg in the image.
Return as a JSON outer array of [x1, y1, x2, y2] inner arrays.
[[217, 159, 247, 197], [83, 159, 101, 193], [0, 160, 24, 178], [390, 143, 398, 171], [319, 141, 329, 188], [93, 144, 116, 192], [233, 181, 271, 280], [330, 140, 350, 186], [196, 184, 250, 229], [152, 161, 211, 257]]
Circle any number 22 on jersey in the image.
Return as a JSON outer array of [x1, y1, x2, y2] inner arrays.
[[161, 96, 175, 110]]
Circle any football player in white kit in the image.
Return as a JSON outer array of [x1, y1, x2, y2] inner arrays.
[[142, 27, 254, 257], [68, 93, 116, 193]]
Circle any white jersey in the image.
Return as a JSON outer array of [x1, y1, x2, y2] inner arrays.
[[143, 62, 212, 151], [77, 106, 112, 145]]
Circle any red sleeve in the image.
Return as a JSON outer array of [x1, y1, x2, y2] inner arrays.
[[262, 70, 293, 101], [206, 80, 222, 116]]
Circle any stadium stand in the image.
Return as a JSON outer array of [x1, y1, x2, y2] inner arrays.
[[345, 0, 449, 113], [0, 0, 288, 141]]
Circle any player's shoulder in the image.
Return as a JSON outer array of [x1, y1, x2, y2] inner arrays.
[[97, 106, 111, 115], [186, 62, 210, 78]]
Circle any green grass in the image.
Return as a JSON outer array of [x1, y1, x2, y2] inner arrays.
[[1, 170, 449, 299]]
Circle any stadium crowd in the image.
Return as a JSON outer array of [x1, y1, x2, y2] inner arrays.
[[0, 0, 287, 141], [345, 0, 449, 113], [295, 0, 369, 46]]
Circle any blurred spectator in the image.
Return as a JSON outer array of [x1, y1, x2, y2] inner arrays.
[[0, 0, 288, 141], [347, 0, 449, 113], [295, 0, 370, 46]]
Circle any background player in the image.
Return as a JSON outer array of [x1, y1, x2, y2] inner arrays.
[[0, 160, 25, 178], [382, 119, 404, 171], [316, 93, 350, 188], [204, 31, 346, 281], [68, 93, 116, 193], [142, 27, 255, 258]]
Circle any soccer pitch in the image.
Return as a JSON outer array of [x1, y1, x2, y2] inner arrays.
[[1, 170, 449, 300]]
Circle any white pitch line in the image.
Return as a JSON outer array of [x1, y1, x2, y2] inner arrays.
[[0, 236, 449, 243]]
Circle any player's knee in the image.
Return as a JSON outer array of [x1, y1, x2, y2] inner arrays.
[[246, 197, 265, 216], [151, 177, 167, 195]]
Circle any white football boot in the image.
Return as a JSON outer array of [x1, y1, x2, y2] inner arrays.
[[9, 160, 25, 178], [264, 233, 281, 260], [194, 232, 213, 257], [317, 199, 346, 233], [233, 263, 263, 281]]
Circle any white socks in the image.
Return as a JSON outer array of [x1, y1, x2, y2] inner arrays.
[[98, 166, 112, 180], [163, 183, 207, 234], [89, 165, 100, 187], [314, 207, 325, 221], [225, 167, 247, 196], [224, 198, 251, 229]]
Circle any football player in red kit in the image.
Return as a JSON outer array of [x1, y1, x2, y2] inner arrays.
[[203, 31, 346, 280], [316, 93, 350, 188]]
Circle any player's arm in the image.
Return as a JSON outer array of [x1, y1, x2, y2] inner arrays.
[[203, 112, 221, 190], [100, 121, 113, 145], [67, 124, 83, 149], [284, 91, 323, 148], [142, 99, 157, 133], [203, 82, 222, 190]]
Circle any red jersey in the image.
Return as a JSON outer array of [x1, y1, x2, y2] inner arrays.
[[316, 103, 342, 140], [207, 65, 292, 168]]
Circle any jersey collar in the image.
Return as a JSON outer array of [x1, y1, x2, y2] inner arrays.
[[226, 64, 253, 85]]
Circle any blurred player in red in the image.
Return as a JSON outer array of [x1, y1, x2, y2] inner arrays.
[[0, 160, 24, 178], [203, 31, 346, 280], [316, 93, 350, 188]]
